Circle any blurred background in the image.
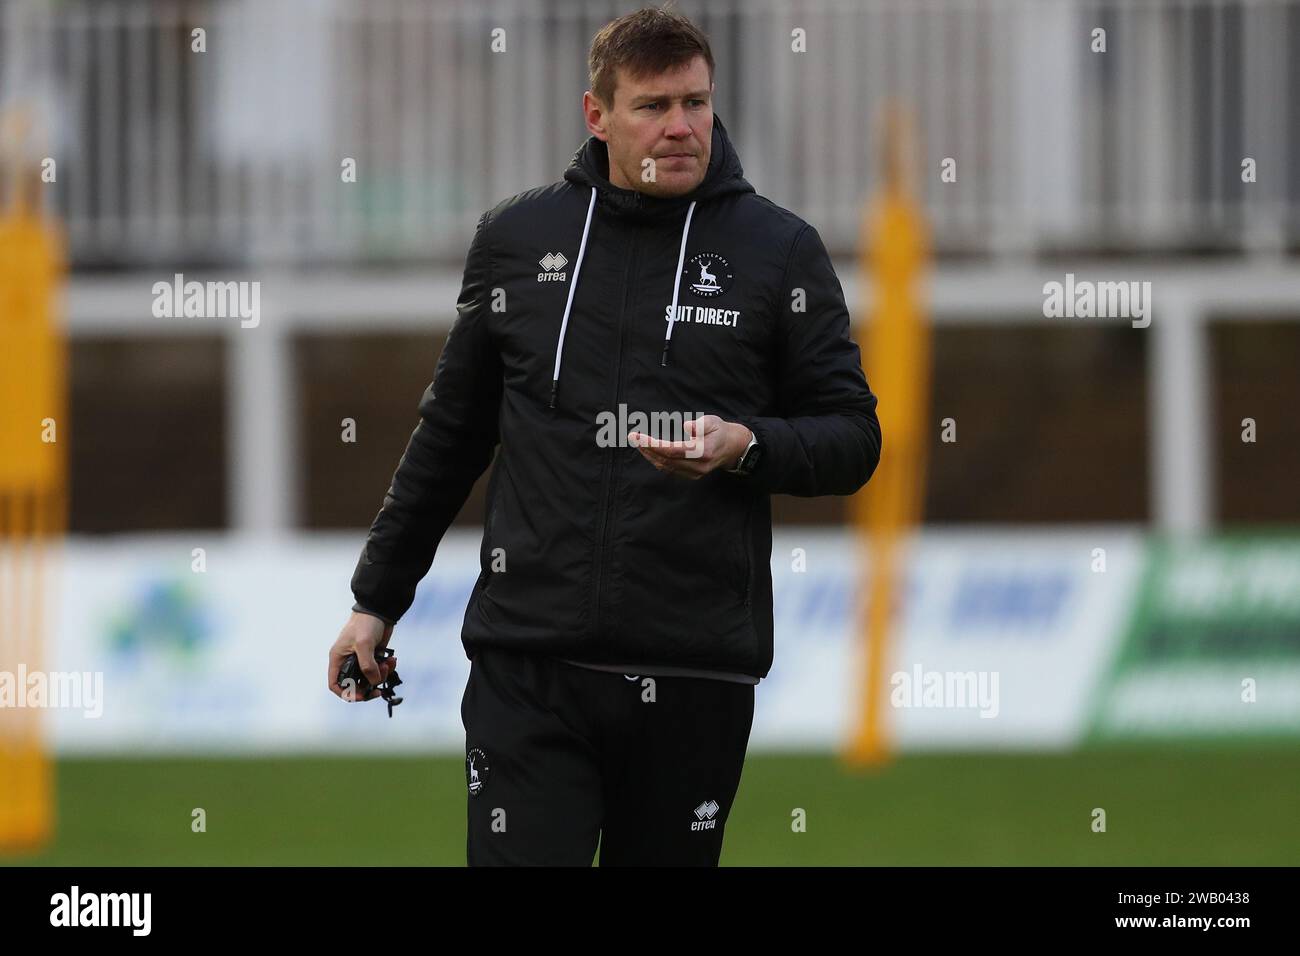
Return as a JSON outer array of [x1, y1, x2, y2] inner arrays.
[[1, 0, 1297, 865]]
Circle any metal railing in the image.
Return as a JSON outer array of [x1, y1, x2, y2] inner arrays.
[[3, 0, 1297, 265]]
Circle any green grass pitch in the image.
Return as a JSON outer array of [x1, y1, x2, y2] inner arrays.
[[6, 748, 1297, 866]]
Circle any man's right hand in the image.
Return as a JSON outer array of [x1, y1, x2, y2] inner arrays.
[[328, 611, 397, 702]]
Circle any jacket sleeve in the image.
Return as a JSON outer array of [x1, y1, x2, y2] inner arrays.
[[735, 223, 881, 497], [350, 210, 503, 623]]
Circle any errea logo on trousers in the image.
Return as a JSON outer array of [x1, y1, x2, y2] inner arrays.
[[691, 799, 720, 831], [538, 252, 568, 282]]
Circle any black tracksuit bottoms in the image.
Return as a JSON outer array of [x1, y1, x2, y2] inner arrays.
[[461, 646, 755, 866]]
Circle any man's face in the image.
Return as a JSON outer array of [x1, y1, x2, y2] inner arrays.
[[583, 55, 713, 198]]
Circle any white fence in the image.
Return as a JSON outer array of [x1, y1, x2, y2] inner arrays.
[[64, 258, 1300, 534]]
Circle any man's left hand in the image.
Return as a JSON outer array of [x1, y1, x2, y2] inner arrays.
[[628, 415, 752, 480]]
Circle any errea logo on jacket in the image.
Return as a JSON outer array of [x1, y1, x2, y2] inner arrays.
[[538, 252, 568, 282]]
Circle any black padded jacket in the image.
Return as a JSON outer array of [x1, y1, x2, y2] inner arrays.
[[350, 114, 881, 682]]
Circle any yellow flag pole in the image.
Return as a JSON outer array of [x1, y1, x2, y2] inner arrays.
[[0, 105, 65, 852], [844, 103, 931, 768]]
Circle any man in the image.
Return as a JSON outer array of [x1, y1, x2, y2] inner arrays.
[[327, 6, 881, 866]]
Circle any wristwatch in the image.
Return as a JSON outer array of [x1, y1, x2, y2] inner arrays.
[[726, 430, 761, 476]]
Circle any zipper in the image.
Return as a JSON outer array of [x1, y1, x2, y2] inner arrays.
[[590, 225, 640, 640]]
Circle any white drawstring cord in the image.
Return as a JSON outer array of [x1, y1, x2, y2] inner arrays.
[[549, 187, 598, 409], [661, 200, 697, 367], [549, 192, 697, 407]]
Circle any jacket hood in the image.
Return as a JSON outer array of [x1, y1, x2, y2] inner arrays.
[[563, 113, 755, 220]]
